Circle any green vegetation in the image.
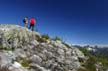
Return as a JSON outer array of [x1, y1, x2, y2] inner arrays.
[[21, 59, 30, 67], [78, 47, 108, 71], [36, 34, 63, 43], [35, 35, 40, 40], [77, 69, 86, 71], [77, 55, 97, 71], [41, 34, 50, 40], [62, 42, 72, 48], [52, 36, 62, 41], [79, 48, 90, 56], [78, 57, 84, 63], [0, 45, 14, 51], [35, 35, 45, 42], [96, 53, 108, 66], [84, 56, 96, 71]]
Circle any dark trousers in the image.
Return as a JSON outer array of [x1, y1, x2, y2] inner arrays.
[[29, 24, 34, 31]]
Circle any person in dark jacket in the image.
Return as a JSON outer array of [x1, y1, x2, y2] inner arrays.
[[23, 16, 28, 28]]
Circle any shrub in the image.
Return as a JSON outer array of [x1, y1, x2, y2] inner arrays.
[[78, 48, 97, 71], [78, 57, 84, 63], [96, 53, 108, 66], [35, 35, 46, 43], [52, 36, 62, 41], [41, 34, 50, 40], [35, 34, 49, 43], [62, 42, 72, 48], [78, 47, 108, 70], [79, 48, 90, 56], [35, 35, 40, 40], [84, 56, 96, 71]]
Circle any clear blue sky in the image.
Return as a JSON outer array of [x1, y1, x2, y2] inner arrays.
[[0, 0, 108, 45]]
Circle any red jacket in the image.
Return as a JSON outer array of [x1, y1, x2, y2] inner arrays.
[[30, 18, 36, 25]]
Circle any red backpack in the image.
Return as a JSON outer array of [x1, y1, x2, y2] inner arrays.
[[30, 18, 36, 25]]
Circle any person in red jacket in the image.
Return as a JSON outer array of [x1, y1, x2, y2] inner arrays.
[[29, 17, 36, 31]]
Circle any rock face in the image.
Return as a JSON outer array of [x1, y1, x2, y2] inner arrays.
[[0, 25, 85, 71]]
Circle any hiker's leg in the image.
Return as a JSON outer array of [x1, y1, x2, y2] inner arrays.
[[32, 24, 34, 31], [25, 23, 28, 28], [24, 23, 26, 27], [29, 24, 32, 29]]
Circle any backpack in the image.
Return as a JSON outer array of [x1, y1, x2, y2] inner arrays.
[[23, 19, 26, 23]]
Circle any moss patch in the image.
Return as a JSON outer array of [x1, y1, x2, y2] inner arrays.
[[0, 45, 14, 51], [21, 59, 30, 67]]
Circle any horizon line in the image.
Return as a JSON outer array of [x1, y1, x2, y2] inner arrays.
[[72, 43, 108, 47]]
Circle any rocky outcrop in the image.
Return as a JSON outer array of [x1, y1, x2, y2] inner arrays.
[[0, 25, 85, 71]]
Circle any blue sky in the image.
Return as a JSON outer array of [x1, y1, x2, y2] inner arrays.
[[0, 0, 108, 45]]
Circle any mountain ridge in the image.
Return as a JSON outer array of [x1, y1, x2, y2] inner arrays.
[[0, 25, 85, 71]]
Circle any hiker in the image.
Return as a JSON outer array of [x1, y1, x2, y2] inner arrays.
[[23, 16, 28, 28], [29, 17, 36, 31]]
